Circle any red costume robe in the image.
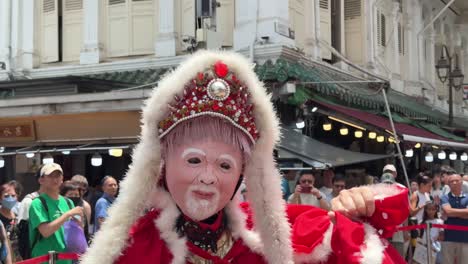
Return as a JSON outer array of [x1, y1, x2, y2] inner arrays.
[[116, 187, 409, 264]]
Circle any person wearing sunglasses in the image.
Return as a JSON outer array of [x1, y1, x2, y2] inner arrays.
[[288, 170, 329, 210]]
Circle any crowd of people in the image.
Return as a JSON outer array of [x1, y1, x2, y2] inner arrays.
[[0, 158, 466, 264], [273, 164, 468, 264], [0, 163, 119, 264]]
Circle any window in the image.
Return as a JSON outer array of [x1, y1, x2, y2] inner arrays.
[[377, 11, 386, 47], [398, 23, 404, 54]]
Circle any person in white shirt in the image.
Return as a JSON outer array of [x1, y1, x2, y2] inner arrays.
[[319, 169, 334, 198], [288, 170, 329, 210]]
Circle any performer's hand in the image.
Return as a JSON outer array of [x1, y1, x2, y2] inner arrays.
[[329, 186, 375, 219]]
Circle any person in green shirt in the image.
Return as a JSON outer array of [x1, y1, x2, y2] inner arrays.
[[28, 163, 83, 264]]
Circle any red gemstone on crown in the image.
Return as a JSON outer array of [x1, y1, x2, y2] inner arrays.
[[214, 61, 229, 78]]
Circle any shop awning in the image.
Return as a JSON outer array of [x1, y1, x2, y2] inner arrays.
[[311, 99, 462, 143], [278, 128, 393, 168], [402, 135, 468, 150]]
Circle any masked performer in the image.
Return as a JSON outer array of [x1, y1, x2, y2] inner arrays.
[[82, 51, 409, 264]]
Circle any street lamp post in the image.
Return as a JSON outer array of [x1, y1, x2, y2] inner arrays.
[[435, 45, 465, 126]]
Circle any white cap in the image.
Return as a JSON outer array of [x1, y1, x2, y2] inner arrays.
[[40, 163, 63, 177], [383, 164, 396, 173]]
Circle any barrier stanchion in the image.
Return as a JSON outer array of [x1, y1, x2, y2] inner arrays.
[[16, 252, 79, 264], [425, 222, 432, 264], [49, 251, 58, 264]]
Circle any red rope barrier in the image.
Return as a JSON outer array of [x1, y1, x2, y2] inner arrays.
[[396, 223, 468, 232], [16, 252, 79, 264]]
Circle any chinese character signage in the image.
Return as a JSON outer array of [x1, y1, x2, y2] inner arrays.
[[0, 120, 35, 142]]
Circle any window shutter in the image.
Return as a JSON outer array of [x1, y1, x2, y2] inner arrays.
[[65, 0, 83, 11], [216, 0, 234, 47], [398, 23, 404, 55], [181, 0, 196, 38], [109, 0, 125, 5], [108, 0, 130, 57], [376, 10, 381, 46], [42, 0, 59, 63], [344, 0, 363, 63], [344, 0, 361, 20], [289, 0, 305, 50], [319, 0, 331, 60], [130, 0, 154, 54], [63, 0, 83, 62], [319, 0, 328, 9], [380, 13, 386, 47]]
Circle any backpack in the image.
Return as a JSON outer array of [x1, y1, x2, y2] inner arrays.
[[17, 192, 39, 260], [18, 194, 73, 259]]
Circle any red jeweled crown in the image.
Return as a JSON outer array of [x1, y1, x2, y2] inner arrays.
[[158, 60, 258, 143]]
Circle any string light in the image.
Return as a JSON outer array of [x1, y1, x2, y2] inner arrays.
[[405, 149, 414, 157], [376, 135, 385, 142], [339, 126, 349, 136], [425, 152, 434, 162], [323, 122, 332, 131], [368, 132, 377, 139], [354, 130, 363, 138], [42, 154, 54, 164], [91, 153, 103, 167]]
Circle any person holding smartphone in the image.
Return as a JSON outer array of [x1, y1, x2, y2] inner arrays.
[[287, 170, 329, 210]]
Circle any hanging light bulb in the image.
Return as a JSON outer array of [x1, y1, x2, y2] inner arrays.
[[295, 118, 305, 129], [323, 122, 332, 131], [449, 152, 457, 160], [42, 154, 54, 164], [339, 126, 349, 135], [109, 148, 123, 157], [311, 106, 318, 112], [0, 156, 4, 168], [376, 135, 385, 142], [91, 153, 103, 167], [354, 130, 363, 138], [438, 150, 446, 160], [26, 152, 35, 158], [0, 147, 4, 153], [62, 150, 71, 155], [425, 152, 434, 162], [461, 152, 468, 161], [414, 143, 421, 149], [405, 149, 414, 157], [368, 132, 377, 139], [388, 137, 395, 143]]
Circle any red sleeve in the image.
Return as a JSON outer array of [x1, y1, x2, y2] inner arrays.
[[114, 210, 173, 264]]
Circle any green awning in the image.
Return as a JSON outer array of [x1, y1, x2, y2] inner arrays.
[[255, 58, 468, 131]]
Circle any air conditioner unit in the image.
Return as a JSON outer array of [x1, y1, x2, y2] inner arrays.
[[196, 28, 223, 50]]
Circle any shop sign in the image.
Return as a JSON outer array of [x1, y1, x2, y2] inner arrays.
[[0, 120, 36, 142]]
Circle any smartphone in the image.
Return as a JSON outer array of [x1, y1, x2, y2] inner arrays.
[[301, 186, 312, 193]]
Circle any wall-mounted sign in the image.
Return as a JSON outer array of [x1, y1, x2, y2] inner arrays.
[[0, 120, 36, 142]]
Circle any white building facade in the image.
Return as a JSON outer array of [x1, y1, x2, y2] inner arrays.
[[0, 0, 467, 118]]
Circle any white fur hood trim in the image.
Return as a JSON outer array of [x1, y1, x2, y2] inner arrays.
[[81, 50, 293, 264]]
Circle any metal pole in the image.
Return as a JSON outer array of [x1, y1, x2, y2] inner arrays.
[[381, 88, 411, 193], [426, 222, 432, 264], [449, 79, 453, 126], [48, 251, 57, 264]]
